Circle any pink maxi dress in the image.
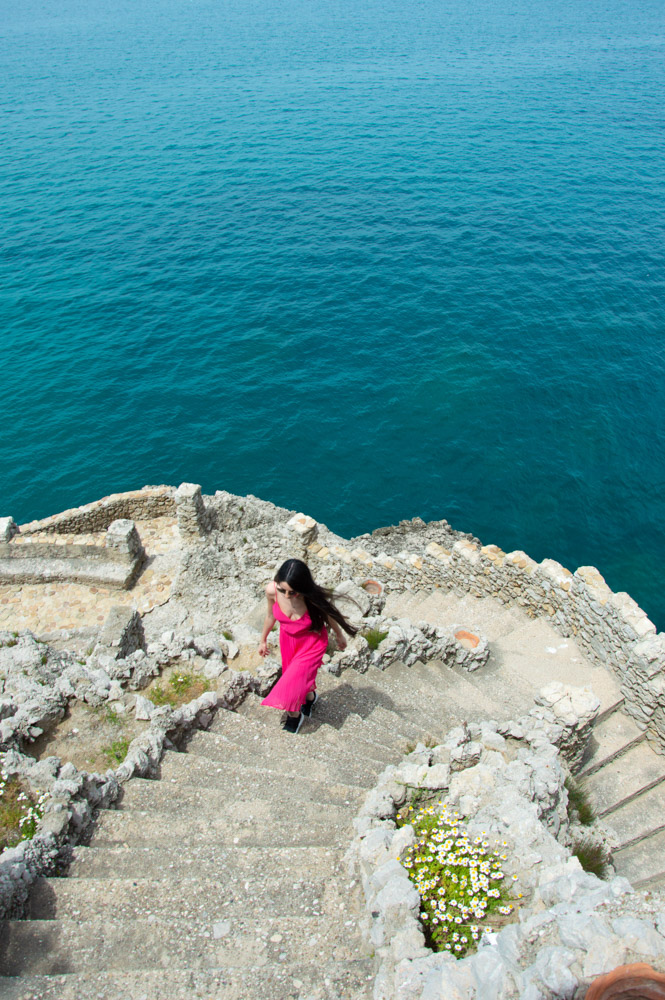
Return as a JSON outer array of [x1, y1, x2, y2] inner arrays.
[[261, 598, 328, 713]]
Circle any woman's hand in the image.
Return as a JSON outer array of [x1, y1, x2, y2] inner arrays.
[[335, 633, 347, 651], [258, 640, 269, 657]]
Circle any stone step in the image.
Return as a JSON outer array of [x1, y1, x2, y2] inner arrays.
[[208, 703, 394, 768], [362, 659, 503, 736], [237, 684, 427, 757], [595, 697, 626, 726], [344, 699, 442, 749], [232, 693, 401, 764], [67, 842, 347, 883], [583, 740, 665, 816], [122, 768, 365, 810], [0, 910, 369, 976], [612, 827, 665, 889], [579, 709, 646, 776], [28, 863, 355, 922], [407, 659, 509, 723], [205, 705, 412, 777], [603, 784, 665, 850], [384, 588, 588, 686], [89, 795, 353, 849], [0, 958, 374, 1000], [488, 618, 621, 713], [383, 588, 526, 641], [158, 743, 379, 795], [386, 588, 622, 717], [115, 780, 356, 826], [181, 727, 388, 790]]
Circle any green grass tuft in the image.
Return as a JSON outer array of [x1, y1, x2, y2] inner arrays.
[[565, 776, 596, 826], [150, 671, 210, 707], [362, 628, 388, 651], [572, 835, 610, 878], [101, 737, 131, 766]]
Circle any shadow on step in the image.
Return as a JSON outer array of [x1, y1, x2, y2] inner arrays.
[[0, 914, 72, 976], [302, 682, 401, 735]]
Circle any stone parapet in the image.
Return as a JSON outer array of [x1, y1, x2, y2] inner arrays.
[[0, 518, 19, 542], [18, 486, 176, 535]]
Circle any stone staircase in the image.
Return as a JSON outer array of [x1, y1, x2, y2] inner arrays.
[[2, 587, 665, 998], [578, 704, 665, 889]]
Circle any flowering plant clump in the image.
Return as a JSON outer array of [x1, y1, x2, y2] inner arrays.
[[397, 800, 520, 957], [0, 769, 49, 853]]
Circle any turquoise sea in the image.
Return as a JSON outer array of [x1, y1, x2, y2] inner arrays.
[[2, 0, 664, 625]]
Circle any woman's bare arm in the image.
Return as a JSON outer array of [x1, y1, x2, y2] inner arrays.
[[258, 582, 276, 656]]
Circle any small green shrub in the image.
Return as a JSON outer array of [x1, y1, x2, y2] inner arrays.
[[101, 737, 131, 766], [363, 628, 388, 651], [0, 772, 48, 852], [565, 776, 595, 826], [222, 630, 233, 641], [572, 836, 610, 878], [396, 801, 520, 957], [150, 671, 210, 707]]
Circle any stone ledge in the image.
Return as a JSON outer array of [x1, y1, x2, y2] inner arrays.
[[0, 557, 141, 590]]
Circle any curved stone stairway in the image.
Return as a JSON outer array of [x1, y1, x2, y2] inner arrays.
[[2, 588, 665, 999]]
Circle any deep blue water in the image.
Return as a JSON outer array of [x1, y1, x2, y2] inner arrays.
[[2, 0, 665, 626]]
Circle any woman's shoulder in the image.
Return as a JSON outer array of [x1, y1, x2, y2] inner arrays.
[[265, 581, 276, 600]]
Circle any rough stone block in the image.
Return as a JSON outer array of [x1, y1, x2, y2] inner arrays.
[[0, 517, 18, 542], [105, 519, 143, 559], [574, 566, 612, 604], [174, 482, 208, 538], [285, 512, 318, 544], [97, 606, 145, 659]]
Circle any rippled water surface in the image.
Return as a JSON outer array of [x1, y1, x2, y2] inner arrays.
[[2, 0, 664, 624]]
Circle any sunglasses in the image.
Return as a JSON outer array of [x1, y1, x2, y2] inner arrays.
[[276, 584, 297, 597]]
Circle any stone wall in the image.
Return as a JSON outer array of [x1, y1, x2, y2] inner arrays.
[[17, 486, 176, 535]]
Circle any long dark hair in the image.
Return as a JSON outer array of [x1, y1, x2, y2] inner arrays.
[[275, 559, 358, 637]]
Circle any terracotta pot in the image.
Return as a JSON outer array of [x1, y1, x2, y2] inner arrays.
[[454, 628, 481, 650], [585, 963, 665, 1000], [361, 579, 384, 596]]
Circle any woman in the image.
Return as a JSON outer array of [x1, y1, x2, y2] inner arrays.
[[259, 558, 358, 733]]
